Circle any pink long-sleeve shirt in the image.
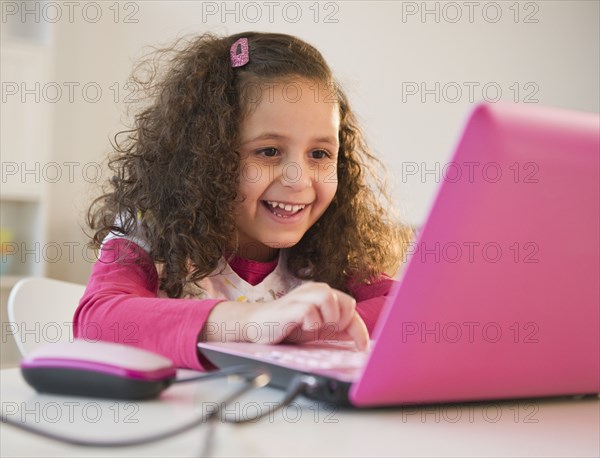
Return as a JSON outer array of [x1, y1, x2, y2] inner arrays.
[[74, 238, 398, 370]]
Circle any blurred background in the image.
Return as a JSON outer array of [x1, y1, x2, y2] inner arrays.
[[1, 1, 599, 360]]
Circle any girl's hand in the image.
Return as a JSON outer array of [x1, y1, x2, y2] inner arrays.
[[203, 282, 369, 351], [255, 282, 369, 351]]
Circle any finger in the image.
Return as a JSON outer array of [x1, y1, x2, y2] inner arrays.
[[333, 290, 357, 331], [290, 283, 340, 329], [297, 304, 323, 342], [343, 312, 369, 351], [317, 289, 341, 328]]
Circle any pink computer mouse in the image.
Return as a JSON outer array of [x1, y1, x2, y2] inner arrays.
[[20, 339, 177, 400]]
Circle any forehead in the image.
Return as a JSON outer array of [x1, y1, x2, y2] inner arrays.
[[239, 79, 340, 142]]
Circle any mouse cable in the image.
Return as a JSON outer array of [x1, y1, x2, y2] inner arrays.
[[219, 373, 320, 424], [198, 374, 321, 457], [0, 366, 269, 448], [171, 365, 265, 384]]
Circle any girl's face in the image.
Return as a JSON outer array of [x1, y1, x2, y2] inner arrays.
[[234, 78, 340, 261]]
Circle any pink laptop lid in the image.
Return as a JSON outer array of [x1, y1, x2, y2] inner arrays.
[[350, 102, 600, 406]]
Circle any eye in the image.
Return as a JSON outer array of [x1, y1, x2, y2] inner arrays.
[[311, 149, 332, 160], [256, 147, 279, 157]]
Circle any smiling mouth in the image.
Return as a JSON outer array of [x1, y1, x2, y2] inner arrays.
[[262, 200, 308, 218]]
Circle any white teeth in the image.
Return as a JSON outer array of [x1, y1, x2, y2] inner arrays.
[[266, 200, 306, 213]]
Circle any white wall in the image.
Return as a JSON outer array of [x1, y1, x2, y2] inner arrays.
[[2, 0, 598, 284]]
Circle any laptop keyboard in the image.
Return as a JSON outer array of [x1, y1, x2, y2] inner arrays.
[[254, 348, 367, 370]]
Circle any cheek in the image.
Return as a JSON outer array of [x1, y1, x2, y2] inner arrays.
[[237, 163, 267, 200], [234, 165, 263, 223], [319, 177, 338, 207], [240, 162, 264, 187]]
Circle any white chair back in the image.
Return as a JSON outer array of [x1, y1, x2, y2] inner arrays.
[[7, 277, 86, 356]]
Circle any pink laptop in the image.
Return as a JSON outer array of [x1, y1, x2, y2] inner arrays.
[[198, 102, 600, 407]]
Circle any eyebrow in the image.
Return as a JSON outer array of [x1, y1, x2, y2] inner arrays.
[[242, 132, 339, 145]]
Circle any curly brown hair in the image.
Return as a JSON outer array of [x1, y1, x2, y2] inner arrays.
[[88, 31, 412, 298]]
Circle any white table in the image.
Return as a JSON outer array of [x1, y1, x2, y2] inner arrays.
[[1, 368, 598, 457]]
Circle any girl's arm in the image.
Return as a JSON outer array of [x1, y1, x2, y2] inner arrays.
[[73, 238, 224, 370], [75, 238, 396, 370]]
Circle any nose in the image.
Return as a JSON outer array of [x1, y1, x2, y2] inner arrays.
[[278, 156, 313, 190]]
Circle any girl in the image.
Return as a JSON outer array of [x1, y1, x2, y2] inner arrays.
[[75, 32, 412, 370]]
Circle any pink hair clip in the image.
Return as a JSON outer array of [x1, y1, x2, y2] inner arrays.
[[230, 38, 249, 68]]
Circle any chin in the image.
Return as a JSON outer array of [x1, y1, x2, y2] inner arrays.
[[265, 237, 302, 250]]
